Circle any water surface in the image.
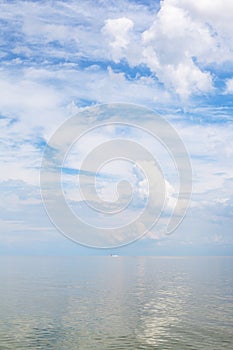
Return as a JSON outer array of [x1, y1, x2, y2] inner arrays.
[[0, 256, 232, 349]]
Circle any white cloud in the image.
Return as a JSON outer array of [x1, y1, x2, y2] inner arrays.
[[102, 17, 134, 62], [225, 78, 233, 94], [99, 0, 233, 98], [139, 1, 216, 97]]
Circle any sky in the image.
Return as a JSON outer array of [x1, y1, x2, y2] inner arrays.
[[1, 0, 233, 256]]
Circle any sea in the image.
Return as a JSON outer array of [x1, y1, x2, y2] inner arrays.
[[0, 256, 232, 349]]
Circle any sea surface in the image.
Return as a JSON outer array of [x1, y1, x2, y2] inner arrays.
[[0, 256, 233, 350]]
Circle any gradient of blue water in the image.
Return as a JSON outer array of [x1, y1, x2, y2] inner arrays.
[[0, 256, 233, 349]]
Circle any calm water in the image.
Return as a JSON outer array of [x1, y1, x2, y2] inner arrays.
[[0, 256, 233, 349]]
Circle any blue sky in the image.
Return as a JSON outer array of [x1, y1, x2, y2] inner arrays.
[[1, 0, 233, 255]]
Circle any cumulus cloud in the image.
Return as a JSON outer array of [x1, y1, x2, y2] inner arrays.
[[141, 1, 214, 97], [102, 17, 134, 62], [100, 0, 233, 99]]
